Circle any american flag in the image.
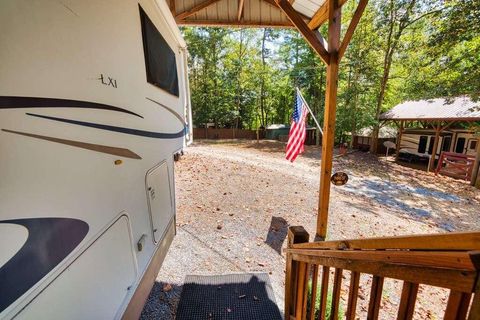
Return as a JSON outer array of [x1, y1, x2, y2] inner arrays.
[[286, 91, 309, 162]]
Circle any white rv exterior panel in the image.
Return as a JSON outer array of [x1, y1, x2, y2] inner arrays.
[[15, 215, 137, 320], [0, 224, 29, 269], [0, 0, 190, 318]]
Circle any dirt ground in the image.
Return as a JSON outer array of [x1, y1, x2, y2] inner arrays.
[[140, 140, 480, 319]]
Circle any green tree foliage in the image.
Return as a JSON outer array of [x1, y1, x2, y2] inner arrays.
[[181, 0, 479, 141]]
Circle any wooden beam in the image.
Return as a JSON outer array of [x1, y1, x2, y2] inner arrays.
[[291, 231, 480, 251], [338, 0, 368, 60], [285, 226, 310, 319], [170, 0, 176, 15], [177, 19, 295, 28], [428, 122, 441, 172], [471, 136, 480, 187], [291, 252, 477, 293], [284, 249, 478, 271], [396, 120, 404, 161], [307, 0, 347, 30], [175, 0, 221, 21], [238, 0, 245, 21], [275, 0, 330, 65], [317, 0, 341, 238]]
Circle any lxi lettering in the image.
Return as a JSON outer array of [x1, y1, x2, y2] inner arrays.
[[99, 74, 118, 88]]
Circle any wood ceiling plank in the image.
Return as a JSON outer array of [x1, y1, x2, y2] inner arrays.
[[176, 0, 222, 21]]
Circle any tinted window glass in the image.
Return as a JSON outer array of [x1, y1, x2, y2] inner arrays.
[[139, 6, 179, 96], [418, 136, 427, 153], [428, 136, 435, 155], [442, 136, 451, 152], [455, 137, 466, 153], [470, 140, 477, 150]]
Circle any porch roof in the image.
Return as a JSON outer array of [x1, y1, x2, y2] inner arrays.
[[168, 0, 333, 29], [380, 97, 480, 122]]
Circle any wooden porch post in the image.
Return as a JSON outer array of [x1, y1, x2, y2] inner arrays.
[[472, 139, 480, 188], [428, 122, 441, 172], [317, 0, 341, 239], [395, 120, 404, 161]]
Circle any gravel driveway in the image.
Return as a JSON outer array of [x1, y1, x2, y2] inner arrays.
[[141, 140, 480, 319]]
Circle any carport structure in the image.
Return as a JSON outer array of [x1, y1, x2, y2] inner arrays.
[[169, 0, 368, 238], [380, 97, 480, 187], [166, 2, 480, 320]]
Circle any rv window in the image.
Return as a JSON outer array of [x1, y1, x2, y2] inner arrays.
[[139, 6, 179, 96], [418, 136, 428, 153], [470, 140, 477, 150], [427, 136, 435, 155]]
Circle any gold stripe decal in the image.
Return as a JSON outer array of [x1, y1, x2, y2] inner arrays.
[[2, 129, 142, 159]]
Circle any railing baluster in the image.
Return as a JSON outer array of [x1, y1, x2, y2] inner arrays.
[[285, 254, 294, 319], [309, 264, 319, 320], [302, 264, 311, 320], [296, 261, 308, 319], [346, 271, 360, 320], [330, 268, 343, 320], [468, 291, 479, 320], [444, 290, 472, 320], [367, 276, 384, 320], [318, 266, 330, 320], [397, 282, 419, 320]]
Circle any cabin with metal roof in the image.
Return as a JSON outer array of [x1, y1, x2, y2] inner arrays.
[[380, 97, 480, 185]]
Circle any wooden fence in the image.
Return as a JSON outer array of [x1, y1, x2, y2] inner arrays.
[[193, 128, 265, 140], [285, 226, 480, 320]]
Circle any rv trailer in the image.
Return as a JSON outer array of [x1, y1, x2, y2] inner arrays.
[[399, 128, 478, 162], [0, 0, 191, 319]]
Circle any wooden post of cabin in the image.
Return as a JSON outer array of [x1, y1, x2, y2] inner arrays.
[[428, 122, 441, 172], [395, 120, 404, 161], [317, 0, 341, 239], [471, 138, 480, 188]]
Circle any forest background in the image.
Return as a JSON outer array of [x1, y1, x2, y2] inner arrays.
[[181, 0, 479, 143]]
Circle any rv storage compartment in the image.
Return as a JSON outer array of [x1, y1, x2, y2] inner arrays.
[[146, 161, 173, 243], [14, 215, 137, 320]]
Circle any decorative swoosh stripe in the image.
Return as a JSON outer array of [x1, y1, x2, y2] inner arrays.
[[26, 113, 185, 139], [0, 218, 89, 313], [2, 129, 142, 159], [146, 97, 187, 126], [0, 96, 143, 118]]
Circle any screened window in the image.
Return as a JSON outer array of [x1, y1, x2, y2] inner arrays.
[[139, 6, 179, 96], [418, 136, 428, 153]]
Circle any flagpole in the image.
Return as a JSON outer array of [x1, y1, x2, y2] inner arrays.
[[296, 87, 323, 136]]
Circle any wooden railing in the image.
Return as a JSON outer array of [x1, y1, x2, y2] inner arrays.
[[284, 226, 480, 320]]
